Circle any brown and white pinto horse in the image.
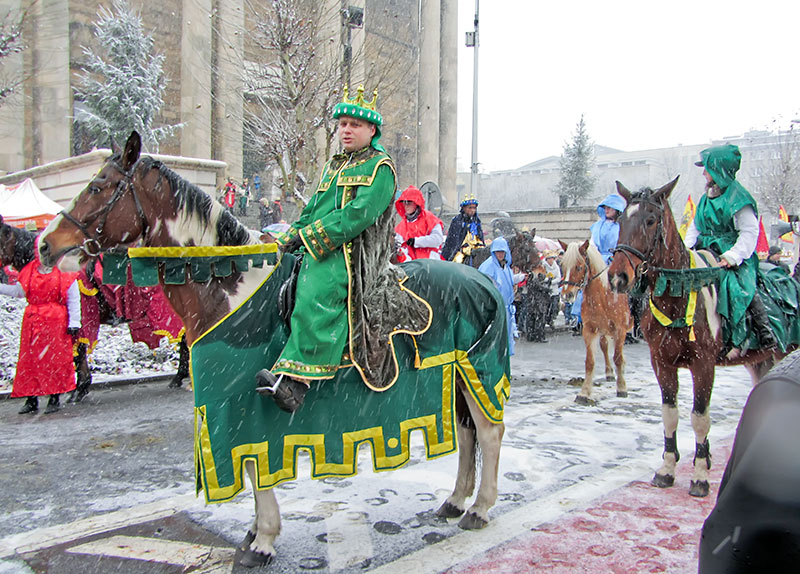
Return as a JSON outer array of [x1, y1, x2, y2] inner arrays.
[[38, 131, 506, 567], [560, 240, 631, 405], [608, 177, 786, 497]]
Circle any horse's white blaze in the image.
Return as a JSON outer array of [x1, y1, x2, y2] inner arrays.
[[626, 204, 639, 217], [658, 404, 680, 477], [691, 409, 711, 483]]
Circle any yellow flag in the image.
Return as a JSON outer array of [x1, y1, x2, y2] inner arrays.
[[779, 205, 794, 243], [678, 195, 696, 239]]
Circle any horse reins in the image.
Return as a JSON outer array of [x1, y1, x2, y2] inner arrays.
[[559, 253, 608, 290], [612, 193, 666, 283], [58, 159, 152, 257]]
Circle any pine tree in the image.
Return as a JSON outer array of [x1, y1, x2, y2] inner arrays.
[[73, 0, 179, 152], [555, 115, 596, 207]]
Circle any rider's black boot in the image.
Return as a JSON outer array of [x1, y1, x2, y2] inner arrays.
[[255, 370, 309, 413], [748, 294, 777, 349], [18, 396, 38, 414]]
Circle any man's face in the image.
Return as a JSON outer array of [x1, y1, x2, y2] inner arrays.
[[464, 204, 477, 217], [703, 169, 717, 190], [338, 116, 376, 152], [495, 251, 505, 262]]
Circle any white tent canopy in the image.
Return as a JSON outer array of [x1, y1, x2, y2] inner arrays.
[[0, 178, 62, 228]]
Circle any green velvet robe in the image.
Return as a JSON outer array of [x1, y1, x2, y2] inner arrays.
[[274, 146, 431, 389]]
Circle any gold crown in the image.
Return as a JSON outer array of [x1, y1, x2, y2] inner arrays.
[[343, 84, 378, 111]]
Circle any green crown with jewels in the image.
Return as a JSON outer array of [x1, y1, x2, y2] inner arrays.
[[332, 84, 383, 125]]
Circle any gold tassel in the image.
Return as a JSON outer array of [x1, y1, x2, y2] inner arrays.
[[412, 335, 421, 369], [689, 325, 696, 342]]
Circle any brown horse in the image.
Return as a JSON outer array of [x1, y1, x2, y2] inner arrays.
[[38, 131, 509, 567], [608, 177, 788, 497], [560, 240, 631, 405]]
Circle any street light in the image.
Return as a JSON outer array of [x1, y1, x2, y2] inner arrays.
[[342, 5, 364, 87], [466, 0, 479, 199]]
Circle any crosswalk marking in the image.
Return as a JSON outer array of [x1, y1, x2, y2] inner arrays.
[[67, 535, 234, 573]]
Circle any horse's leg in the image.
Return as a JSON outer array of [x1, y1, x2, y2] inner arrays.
[[169, 335, 189, 388], [436, 387, 476, 520], [456, 378, 504, 530], [688, 360, 715, 497], [576, 328, 599, 405], [613, 331, 627, 398], [69, 343, 92, 403], [744, 358, 775, 386], [599, 335, 614, 381], [652, 363, 680, 488], [239, 459, 280, 567]]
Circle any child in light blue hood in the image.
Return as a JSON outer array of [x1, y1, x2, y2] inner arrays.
[[590, 193, 626, 264], [478, 237, 525, 355]]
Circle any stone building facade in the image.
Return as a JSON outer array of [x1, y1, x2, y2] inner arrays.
[[0, 0, 457, 204]]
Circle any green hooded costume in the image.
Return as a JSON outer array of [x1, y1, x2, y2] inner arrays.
[[694, 144, 800, 350]]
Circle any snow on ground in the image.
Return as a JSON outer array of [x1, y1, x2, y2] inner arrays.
[[0, 297, 179, 392]]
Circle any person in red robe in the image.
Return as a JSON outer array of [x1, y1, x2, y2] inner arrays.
[[394, 185, 444, 262], [0, 254, 81, 414]]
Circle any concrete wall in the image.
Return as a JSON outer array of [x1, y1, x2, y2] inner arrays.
[[443, 207, 596, 245], [0, 150, 226, 206]]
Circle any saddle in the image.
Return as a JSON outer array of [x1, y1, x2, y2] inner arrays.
[[277, 254, 303, 329]]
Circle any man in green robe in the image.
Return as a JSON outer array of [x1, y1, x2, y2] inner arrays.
[[256, 86, 431, 412], [683, 143, 776, 350]]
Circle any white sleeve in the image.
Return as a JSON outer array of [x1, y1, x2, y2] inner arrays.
[[66, 280, 82, 329], [395, 232, 404, 246], [0, 282, 25, 298], [412, 224, 445, 249], [683, 220, 699, 249], [512, 272, 526, 285], [721, 206, 758, 266]]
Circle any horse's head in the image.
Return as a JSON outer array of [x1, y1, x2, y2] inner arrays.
[[559, 240, 590, 303], [608, 176, 679, 293], [0, 215, 37, 270], [509, 230, 544, 275], [40, 132, 146, 270]]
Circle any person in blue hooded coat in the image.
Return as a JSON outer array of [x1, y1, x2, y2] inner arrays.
[[590, 193, 627, 264], [571, 193, 627, 334], [478, 237, 525, 355]]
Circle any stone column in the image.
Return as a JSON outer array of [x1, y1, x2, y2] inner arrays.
[[180, 0, 213, 159], [438, 0, 457, 208], [416, 0, 440, 186], [29, 0, 71, 166], [212, 0, 243, 181]]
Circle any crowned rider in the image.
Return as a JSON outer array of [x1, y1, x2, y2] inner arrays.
[[442, 194, 485, 263], [255, 85, 431, 412], [684, 143, 776, 350], [394, 185, 445, 262]]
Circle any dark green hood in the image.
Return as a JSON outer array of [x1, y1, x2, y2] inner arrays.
[[698, 143, 741, 190]]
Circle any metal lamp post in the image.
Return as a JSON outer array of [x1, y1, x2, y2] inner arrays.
[[466, 0, 479, 199]]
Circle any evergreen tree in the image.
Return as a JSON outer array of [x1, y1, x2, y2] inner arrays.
[[74, 0, 179, 152], [555, 115, 596, 207]]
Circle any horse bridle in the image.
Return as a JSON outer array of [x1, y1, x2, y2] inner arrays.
[[612, 194, 666, 282], [559, 252, 607, 290], [58, 159, 151, 257]]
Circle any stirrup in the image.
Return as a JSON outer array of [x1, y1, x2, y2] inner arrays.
[[255, 370, 283, 395]]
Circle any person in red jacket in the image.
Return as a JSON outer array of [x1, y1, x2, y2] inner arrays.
[[0, 248, 81, 414], [394, 185, 444, 262]]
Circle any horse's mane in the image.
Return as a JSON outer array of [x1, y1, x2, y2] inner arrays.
[[563, 241, 609, 289], [3, 225, 36, 270], [136, 155, 254, 247]]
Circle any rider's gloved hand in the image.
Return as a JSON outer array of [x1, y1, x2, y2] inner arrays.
[[406, 237, 415, 248], [281, 236, 304, 254]]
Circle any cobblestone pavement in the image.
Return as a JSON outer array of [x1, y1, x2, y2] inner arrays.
[[0, 330, 757, 573]]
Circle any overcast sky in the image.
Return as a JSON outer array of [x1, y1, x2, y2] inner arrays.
[[456, 0, 800, 173]]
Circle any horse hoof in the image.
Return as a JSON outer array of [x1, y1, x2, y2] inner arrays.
[[689, 480, 710, 497], [238, 547, 274, 568], [458, 511, 488, 530], [574, 395, 596, 406], [436, 501, 464, 518], [168, 377, 183, 389], [651, 473, 675, 488], [616, 391, 628, 398], [240, 529, 256, 551], [66, 391, 76, 404]]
